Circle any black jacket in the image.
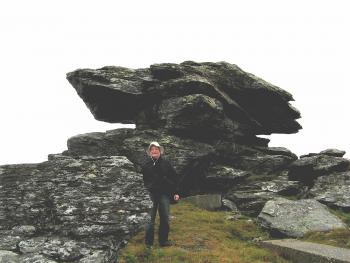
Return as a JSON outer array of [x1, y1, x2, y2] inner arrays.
[[141, 156, 179, 196]]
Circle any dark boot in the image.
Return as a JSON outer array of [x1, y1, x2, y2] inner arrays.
[[159, 240, 174, 247]]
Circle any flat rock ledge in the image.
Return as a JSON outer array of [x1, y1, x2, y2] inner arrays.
[[261, 239, 350, 263]]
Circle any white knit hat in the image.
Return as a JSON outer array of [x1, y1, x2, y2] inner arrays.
[[146, 141, 164, 155]]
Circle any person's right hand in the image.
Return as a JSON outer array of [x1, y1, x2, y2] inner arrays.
[[174, 194, 180, 201]]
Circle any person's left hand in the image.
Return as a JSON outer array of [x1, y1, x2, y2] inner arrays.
[[174, 194, 180, 201]]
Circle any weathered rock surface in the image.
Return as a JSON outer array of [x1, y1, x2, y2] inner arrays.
[[258, 198, 347, 238], [236, 153, 297, 174], [65, 128, 215, 176], [288, 153, 350, 185], [309, 171, 350, 211], [0, 250, 20, 263], [65, 128, 298, 195], [204, 165, 249, 191], [255, 175, 304, 196], [221, 198, 240, 213], [300, 148, 346, 158], [0, 155, 151, 263], [320, 148, 346, 157], [222, 171, 307, 216], [157, 94, 238, 140], [225, 190, 277, 216], [67, 61, 302, 141], [252, 146, 298, 159]]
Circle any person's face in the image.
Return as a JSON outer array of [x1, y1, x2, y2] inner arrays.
[[150, 146, 161, 159]]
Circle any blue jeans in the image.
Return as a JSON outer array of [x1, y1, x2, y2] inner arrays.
[[145, 192, 170, 245]]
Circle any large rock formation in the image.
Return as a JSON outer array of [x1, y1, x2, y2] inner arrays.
[[0, 61, 349, 261], [309, 171, 350, 211], [288, 152, 350, 185], [0, 155, 151, 262]]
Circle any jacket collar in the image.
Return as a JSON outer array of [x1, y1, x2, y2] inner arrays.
[[150, 155, 162, 165]]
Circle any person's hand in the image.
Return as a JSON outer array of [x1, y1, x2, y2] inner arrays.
[[174, 194, 180, 201]]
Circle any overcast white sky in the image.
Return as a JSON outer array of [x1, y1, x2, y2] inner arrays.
[[0, 0, 349, 165]]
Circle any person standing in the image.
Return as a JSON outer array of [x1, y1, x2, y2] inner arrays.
[[141, 141, 180, 248]]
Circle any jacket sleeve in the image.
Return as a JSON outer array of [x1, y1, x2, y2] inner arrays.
[[163, 160, 180, 195], [141, 163, 152, 190]]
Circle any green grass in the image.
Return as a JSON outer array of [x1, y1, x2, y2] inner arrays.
[[118, 201, 291, 263], [329, 207, 350, 226]]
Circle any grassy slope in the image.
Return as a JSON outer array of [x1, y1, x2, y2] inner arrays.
[[118, 201, 291, 263]]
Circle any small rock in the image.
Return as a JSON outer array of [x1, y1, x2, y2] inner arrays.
[[320, 148, 346, 157]]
